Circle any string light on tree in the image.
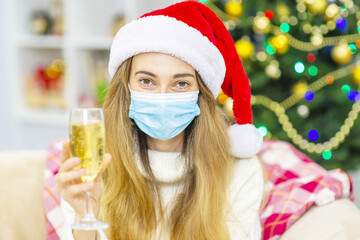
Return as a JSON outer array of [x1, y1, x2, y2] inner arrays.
[[325, 4, 340, 19], [305, 91, 315, 101], [323, 150, 332, 160], [294, 62, 305, 73], [309, 129, 319, 141], [266, 60, 281, 79], [297, 105, 310, 118], [253, 16, 271, 33], [257, 126, 268, 137], [265, 10, 274, 19]]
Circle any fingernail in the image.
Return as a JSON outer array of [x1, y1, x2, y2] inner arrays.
[[78, 169, 85, 175], [73, 158, 80, 164]]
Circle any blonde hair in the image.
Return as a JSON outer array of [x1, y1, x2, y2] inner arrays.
[[101, 57, 267, 240]]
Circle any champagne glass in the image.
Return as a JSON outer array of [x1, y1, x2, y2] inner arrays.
[[69, 108, 109, 230]]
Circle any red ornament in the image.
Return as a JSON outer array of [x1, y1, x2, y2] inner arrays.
[[307, 53, 316, 63], [265, 10, 274, 19]]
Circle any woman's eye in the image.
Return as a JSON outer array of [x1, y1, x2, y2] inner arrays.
[[140, 79, 152, 86], [176, 81, 189, 88]]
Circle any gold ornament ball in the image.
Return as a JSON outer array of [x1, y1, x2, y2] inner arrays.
[[253, 16, 271, 34], [353, 67, 360, 86], [235, 39, 255, 60], [331, 43, 353, 64], [292, 82, 309, 95], [307, 0, 328, 15], [225, 1, 243, 18], [269, 34, 289, 55], [276, 3, 291, 17]]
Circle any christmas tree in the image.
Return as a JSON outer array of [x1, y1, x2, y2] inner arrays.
[[203, 0, 360, 171]]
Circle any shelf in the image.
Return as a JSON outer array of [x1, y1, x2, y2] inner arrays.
[[15, 108, 69, 127], [69, 36, 113, 50], [17, 35, 64, 49]]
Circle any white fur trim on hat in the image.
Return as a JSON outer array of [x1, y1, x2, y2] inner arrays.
[[228, 124, 263, 158], [108, 15, 226, 98]]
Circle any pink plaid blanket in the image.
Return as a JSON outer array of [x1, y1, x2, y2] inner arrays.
[[43, 139, 354, 240], [259, 140, 354, 240]]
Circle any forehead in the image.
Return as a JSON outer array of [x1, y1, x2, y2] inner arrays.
[[131, 52, 195, 73]]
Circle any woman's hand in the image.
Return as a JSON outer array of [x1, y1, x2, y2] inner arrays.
[[55, 140, 111, 218]]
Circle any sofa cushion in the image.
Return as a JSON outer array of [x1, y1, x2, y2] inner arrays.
[[0, 151, 47, 240], [280, 198, 360, 240]]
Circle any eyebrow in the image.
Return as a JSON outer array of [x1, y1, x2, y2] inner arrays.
[[135, 71, 157, 77], [135, 71, 195, 79], [173, 73, 195, 79]]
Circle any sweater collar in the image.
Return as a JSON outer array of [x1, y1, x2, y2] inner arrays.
[[135, 149, 187, 183]]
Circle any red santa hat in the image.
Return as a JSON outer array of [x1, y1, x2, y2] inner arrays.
[[108, 1, 262, 158]]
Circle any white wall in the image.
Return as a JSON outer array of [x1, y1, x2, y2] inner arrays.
[[0, 0, 17, 150]]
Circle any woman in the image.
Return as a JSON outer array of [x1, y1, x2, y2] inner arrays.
[[56, 1, 266, 240]]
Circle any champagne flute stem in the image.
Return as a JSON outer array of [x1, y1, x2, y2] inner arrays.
[[84, 191, 95, 221]]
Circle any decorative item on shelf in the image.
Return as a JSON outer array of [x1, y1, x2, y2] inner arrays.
[[235, 37, 254, 60], [30, 0, 64, 36], [25, 59, 66, 109], [31, 11, 52, 35], [331, 42, 353, 64], [50, 0, 64, 35], [78, 51, 110, 108], [111, 15, 126, 36]]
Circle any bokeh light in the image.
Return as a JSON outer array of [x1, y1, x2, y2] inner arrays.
[[280, 23, 290, 33], [308, 66, 318, 76], [306, 53, 316, 63], [326, 75, 334, 85], [265, 10, 274, 19], [305, 91, 314, 101], [258, 126, 268, 137], [341, 84, 351, 95], [349, 44, 357, 54], [309, 129, 319, 141], [266, 44, 276, 55], [322, 150, 332, 160], [356, 40, 360, 48], [294, 62, 305, 73], [348, 91, 360, 102], [336, 18, 347, 31]]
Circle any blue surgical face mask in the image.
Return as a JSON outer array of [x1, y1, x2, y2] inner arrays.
[[128, 87, 200, 140]]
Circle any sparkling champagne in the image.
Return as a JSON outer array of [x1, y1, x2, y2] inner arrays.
[[69, 121, 105, 182]]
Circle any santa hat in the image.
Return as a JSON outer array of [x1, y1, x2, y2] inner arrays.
[[108, 1, 262, 158]]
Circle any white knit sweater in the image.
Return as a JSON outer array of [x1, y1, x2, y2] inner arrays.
[[61, 149, 264, 240]]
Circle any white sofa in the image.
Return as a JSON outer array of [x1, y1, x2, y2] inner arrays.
[[1, 151, 360, 240]]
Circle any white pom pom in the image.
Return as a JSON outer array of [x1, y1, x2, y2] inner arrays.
[[227, 124, 263, 158]]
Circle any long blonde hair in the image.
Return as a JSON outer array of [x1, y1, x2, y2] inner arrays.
[[101, 57, 262, 239]]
